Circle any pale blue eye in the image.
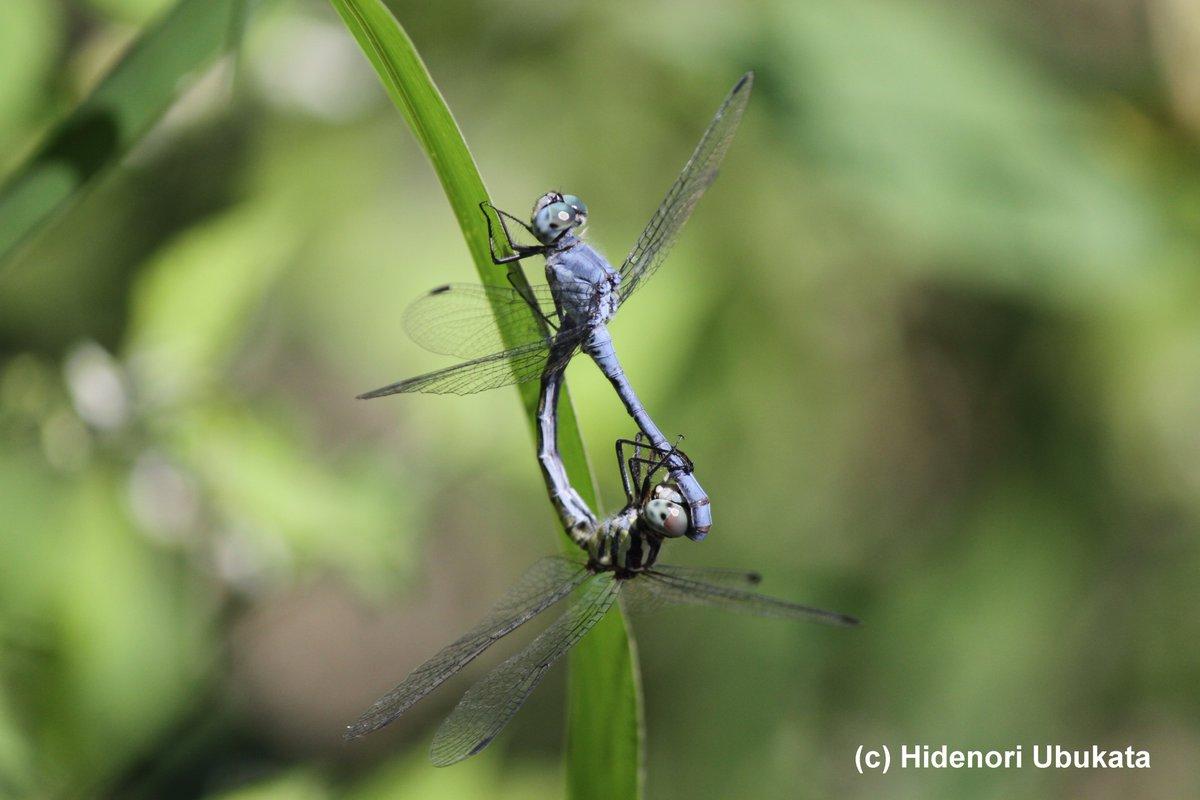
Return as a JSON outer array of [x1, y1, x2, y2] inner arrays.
[[561, 194, 587, 217], [644, 499, 688, 537], [532, 201, 574, 243]]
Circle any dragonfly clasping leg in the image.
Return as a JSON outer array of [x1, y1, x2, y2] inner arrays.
[[479, 201, 544, 265]]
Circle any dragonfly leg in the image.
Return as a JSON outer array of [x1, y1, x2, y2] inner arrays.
[[644, 538, 662, 569], [615, 439, 637, 504], [637, 435, 690, 473], [634, 431, 650, 458], [615, 436, 664, 504], [629, 439, 689, 503], [502, 271, 559, 334], [493, 205, 536, 238], [480, 202, 544, 265], [627, 455, 667, 490], [618, 435, 689, 504], [664, 434, 694, 473]]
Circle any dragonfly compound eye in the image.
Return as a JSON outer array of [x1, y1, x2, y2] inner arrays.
[[560, 194, 588, 218], [533, 201, 577, 244], [644, 498, 689, 538]]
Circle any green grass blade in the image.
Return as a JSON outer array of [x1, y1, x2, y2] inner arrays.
[[0, 0, 246, 270], [327, 2, 642, 796]]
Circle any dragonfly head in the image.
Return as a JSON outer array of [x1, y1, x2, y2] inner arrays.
[[641, 482, 689, 538], [531, 191, 588, 245]]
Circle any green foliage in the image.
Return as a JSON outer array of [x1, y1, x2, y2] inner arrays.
[[0, 0, 246, 268]]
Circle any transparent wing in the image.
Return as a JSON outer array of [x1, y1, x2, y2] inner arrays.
[[404, 283, 560, 360], [649, 564, 762, 586], [356, 334, 581, 398], [429, 573, 619, 766], [630, 567, 859, 627], [616, 72, 754, 306], [345, 557, 589, 739], [619, 565, 762, 615]]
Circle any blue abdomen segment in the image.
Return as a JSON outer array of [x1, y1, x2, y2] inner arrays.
[[582, 326, 711, 538]]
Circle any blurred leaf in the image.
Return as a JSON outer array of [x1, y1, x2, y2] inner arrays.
[[0, 671, 33, 796], [49, 472, 214, 790], [0, 0, 244, 268], [350, 750, 558, 800], [0, 444, 64, 619], [124, 202, 297, 402], [0, 0, 61, 154], [767, 0, 1161, 301], [86, 0, 175, 24], [326, 2, 639, 796], [172, 402, 414, 592], [213, 770, 329, 800]]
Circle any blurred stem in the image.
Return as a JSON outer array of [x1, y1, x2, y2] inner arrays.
[[327, 2, 642, 796]]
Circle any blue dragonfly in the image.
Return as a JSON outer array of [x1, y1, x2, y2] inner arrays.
[[357, 73, 756, 541], [345, 434, 858, 765]]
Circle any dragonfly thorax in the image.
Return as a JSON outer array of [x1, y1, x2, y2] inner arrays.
[[589, 507, 657, 573], [586, 481, 690, 573]]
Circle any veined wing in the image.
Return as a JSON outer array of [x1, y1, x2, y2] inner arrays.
[[617, 72, 754, 306], [649, 563, 763, 586], [404, 283, 560, 360], [360, 287, 586, 397], [345, 557, 589, 739], [620, 564, 762, 615], [635, 567, 859, 627], [429, 573, 618, 766], [356, 335, 581, 398]]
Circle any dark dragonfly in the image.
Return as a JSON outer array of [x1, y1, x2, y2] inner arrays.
[[357, 73, 756, 541], [344, 436, 859, 766]]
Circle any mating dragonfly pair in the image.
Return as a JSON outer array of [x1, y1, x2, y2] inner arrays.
[[354, 75, 765, 540], [349, 72, 859, 764]]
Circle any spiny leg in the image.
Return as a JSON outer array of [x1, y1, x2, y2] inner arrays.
[[615, 438, 637, 504], [616, 436, 669, 504], [478, 202, 560, 334], [625, 435, 692, 500], [644, 538, 662, 569], [480, 201, 544, 265]]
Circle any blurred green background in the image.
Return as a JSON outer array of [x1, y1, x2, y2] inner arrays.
[[2, 0, 1199, 797]]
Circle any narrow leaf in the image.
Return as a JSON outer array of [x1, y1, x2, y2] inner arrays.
[[327, 1, 641, 797], [0, 0, 245, 269]]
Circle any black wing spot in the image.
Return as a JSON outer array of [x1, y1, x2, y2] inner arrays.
[[431, 284, 452, 294]]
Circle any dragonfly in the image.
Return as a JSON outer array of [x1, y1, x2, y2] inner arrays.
[[344, 434, 859, 766], [357, 73, 757, 541]]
